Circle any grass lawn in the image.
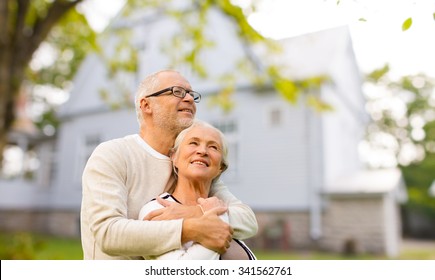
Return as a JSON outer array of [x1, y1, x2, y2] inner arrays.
[[1, 232, 434, 260], [0, 232, 83, 260]]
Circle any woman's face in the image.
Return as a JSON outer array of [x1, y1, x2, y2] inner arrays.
[[173, 125, 223, 183]]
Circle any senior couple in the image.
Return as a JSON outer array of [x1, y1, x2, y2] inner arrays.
[[81, 70, 257, 260]]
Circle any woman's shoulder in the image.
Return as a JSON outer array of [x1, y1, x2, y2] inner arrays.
[[137, 192, 173, 220]]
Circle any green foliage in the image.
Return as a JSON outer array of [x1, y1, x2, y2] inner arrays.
[[28, 6, 98, 88], [402, 17, 413, 31], [22, 2, 98, 136], [364, 64, 435, 229], [207, 87, 236, 113], [0, 232, 83, 260], [401, 154, 435, 219], [213, 0, 264, 43], [364, 64, 435, 163], [34, 108, 61, 132], [98, 0, 330, 114], [267, 66, 332, 111], [366, 64, 390, 82], [0, 232, 45, 260]]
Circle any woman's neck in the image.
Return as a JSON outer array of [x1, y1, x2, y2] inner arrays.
[[171, 177, 211, 206]]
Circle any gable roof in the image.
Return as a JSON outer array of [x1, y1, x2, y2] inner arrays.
[[324, 168, 408, 202]]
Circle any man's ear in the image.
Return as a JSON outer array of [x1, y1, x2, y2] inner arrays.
[[140, 98, 152, 114]]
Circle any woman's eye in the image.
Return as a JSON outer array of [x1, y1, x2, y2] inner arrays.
[[210, 145, 219, 150], [189, 141, 198, 145]]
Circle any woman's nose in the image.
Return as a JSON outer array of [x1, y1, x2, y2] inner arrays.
[[196, 145, 207, 155]]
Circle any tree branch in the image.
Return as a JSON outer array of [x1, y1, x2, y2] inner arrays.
[[0, 0, 9, 47], [15, 0, 31, 38], [20, 0, 84, 67]]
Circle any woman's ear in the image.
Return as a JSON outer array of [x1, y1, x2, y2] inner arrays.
[[170, 149, 179, 168], [169, 148, 177, 161], [220, 162, 228, 173]]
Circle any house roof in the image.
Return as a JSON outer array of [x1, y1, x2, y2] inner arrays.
[[276, 26, 351, 78], [324, 168, 408, 202]]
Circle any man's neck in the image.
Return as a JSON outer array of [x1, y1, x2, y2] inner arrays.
[[139, 127, 176, 156]]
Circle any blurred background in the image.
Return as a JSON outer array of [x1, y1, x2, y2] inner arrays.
[[1, 0, 435, 260]]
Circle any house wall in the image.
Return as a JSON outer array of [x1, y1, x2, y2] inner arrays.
[[51, 109, 138, 209], [321, 195, 388, 255], [0, 209, 79, 238], [247, 194, 401, 257], [197, 90, 312, 211]]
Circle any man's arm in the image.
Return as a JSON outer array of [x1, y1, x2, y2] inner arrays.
[[81, 141, 182, 258], [146, 181, 258, 241], [140, 196, 232, 256], [210, 180, 258, 240]]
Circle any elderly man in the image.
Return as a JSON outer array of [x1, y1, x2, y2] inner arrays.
[[80, 70, 258, 259]]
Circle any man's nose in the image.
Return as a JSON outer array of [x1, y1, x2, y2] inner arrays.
[[182, 92, 194, 103]]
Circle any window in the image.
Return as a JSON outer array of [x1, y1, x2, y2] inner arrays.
[[270, 108, 282, 127], [211, 119, 239, 182], [76, 134, 101, 184]]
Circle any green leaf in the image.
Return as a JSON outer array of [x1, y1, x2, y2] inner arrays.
[[274, 79, 299, 104], [402, 17, 413, 31], [367, 64, 390, 82], [306, 95, 334, 112]]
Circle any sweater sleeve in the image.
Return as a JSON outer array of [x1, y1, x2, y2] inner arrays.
[[81, 141, 182, 259], [149, 212, 229, 260], [209, 181, 258, 240]]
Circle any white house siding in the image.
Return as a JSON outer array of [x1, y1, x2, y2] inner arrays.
[[51, 109, 138, 209], [0, 209, 79, 237], [197, 90, 311, 211]]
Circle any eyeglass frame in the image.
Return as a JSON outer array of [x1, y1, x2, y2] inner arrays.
[[145, 86, 201, 103]]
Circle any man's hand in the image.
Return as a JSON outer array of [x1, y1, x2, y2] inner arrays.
[[182, 206, 233, 254], [143, 196, 202, 221], [197, 197, 226, 212]]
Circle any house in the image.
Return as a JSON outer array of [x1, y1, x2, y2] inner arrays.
[[0, 2, 407, 257]]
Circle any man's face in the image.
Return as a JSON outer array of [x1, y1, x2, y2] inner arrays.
[[150, 72, 197, 133]]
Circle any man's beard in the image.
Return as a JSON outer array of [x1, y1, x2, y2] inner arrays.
[[153, 104, 194, 134]]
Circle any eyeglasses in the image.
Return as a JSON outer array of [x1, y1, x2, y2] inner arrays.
[[146, 86, 201, 103]]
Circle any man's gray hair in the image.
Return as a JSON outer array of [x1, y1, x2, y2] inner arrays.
[[134, 70, 180, 125]]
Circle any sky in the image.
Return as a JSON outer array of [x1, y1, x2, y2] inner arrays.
[[79, 0, 435, 78], [246, 0, 435, 78]]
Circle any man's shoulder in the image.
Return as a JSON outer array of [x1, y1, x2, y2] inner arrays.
[[97, 134, 138, 150]]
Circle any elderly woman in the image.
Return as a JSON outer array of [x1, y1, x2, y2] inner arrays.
[[138, 120, 256, 260]]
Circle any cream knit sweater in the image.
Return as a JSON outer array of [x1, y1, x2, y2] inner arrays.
[[80, 134, 257, 259]]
